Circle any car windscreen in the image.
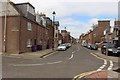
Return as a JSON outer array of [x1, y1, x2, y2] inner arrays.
[[107, 44, 114, 48]]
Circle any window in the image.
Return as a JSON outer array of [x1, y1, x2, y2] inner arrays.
[[56, 26, 58, 30], [27, 22, 32, 31], [27, 39, 32, 47], [27, 4, 35, 15], [56, 33, 57, 37]]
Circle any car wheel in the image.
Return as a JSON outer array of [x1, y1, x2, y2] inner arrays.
[[116, 53, 119, 57], [101, 50, 104, 54], [107, 51, 111, 56]]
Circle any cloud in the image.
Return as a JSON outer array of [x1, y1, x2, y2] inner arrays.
[[59, 18, 99, 38], [10, 0, 118, 38], [11, 0, 118, 18]]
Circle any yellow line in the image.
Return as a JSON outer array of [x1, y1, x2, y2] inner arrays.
[[73, 53, 106, 80], [73, 70, 98, 80], [90, 53, 105, 60]]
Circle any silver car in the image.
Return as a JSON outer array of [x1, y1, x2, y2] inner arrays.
[[57, 44, 67, 51]]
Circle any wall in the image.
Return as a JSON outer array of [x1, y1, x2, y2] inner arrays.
[[19, 16, 37, 53], [5, 16, 20, 53]]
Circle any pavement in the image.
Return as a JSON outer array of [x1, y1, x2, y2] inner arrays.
[[2, 49, 57, 59], [79, 48, 120, 80], [95, 48, 119, 63], [81, 70, 119, 80]]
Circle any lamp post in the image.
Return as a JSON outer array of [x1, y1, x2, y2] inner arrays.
[[52, 11, 56, 23], [52, 11, 56, 50]]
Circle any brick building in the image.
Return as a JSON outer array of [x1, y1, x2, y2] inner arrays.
[[58, 32, 63, 45], [61, 30, 73, 44], [113, 20, 120, 47], [79, 34, 85, 44], [80, 20, 110, 46], [0, 1, 50, 54], [36, 13, 53, 49]]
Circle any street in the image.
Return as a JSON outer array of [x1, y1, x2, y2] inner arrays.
[[2, 44, 118, 79]]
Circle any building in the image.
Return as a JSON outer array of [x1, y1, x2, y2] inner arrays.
[[36, 13, 53, 49], [61, 30, 73, 44], [113, 20, 120, 47], [80, 20, 110, 47], [61, 30, 68, 43], [95, 20, 110, 43], [58, 32, 63, 45], [53, 21, 59, 48], [79, 34, 85, 44], [0, 1, 51, 54]]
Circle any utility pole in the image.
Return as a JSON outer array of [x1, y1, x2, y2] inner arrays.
[[52, 11, 56, 50]]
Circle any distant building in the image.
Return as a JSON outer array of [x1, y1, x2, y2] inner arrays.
[[58, 31, 63, 45], [79, 34, 85, 44], [61, 30, 74, 44], [80, 20, 110, 47], [61, 30, 68, 43]]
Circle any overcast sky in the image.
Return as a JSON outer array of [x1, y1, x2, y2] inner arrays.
[[10, 0, 119, 38]]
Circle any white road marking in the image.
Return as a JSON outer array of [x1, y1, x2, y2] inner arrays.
[[47, 61, 62, 65], [13, 63, 45, 66], [72, 51, 75, 53], [68, 54, 74, 60], [13, 61, 63, 66], [107, 60, 113, 70], [97, 59, 107, 71]]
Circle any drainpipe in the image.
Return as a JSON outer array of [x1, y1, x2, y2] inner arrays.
[[19, 6, 22, 54], [3, 1, 8, 52]]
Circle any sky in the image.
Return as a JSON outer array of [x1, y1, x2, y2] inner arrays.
[[10, 0, 119, 38]]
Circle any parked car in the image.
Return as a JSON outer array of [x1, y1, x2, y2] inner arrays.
[[90, 44, 98, 50], [66, 43, 72, 48], [82, 43, 87, 47], [86, 43, 91, 49], [101, 43, 120, 56], [101, 43, 108, 54], [57, 44, 67, 51]]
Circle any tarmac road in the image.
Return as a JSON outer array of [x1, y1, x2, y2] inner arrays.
[[2, 44, 117, 79]]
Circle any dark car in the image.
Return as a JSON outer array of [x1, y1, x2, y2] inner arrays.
[[86, 43, 91, 49], [90, 44, 98, 50], [101, 43, 109, 54], [101, 43, 120, 56], [82, 43, 87, 47]]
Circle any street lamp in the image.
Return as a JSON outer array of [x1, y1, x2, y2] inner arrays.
[[52, 11, 56, 23], [52, 11, 56, 50]]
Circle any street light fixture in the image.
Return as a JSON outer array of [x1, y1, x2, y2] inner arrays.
[[52, 11, 56, 23]]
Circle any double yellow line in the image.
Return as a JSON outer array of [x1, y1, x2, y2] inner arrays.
[[90, 53, 105, 61], [73, 70, 98, 80], [73, 53, 105, 80]]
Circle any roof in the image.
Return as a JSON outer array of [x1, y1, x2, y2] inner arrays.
[[15, 2, 35, 9], [98, 20, 110, 22]]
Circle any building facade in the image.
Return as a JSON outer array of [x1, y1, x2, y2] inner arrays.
[[113, 20, 120, 47], [0, 1, 52, 54], [80, 20, 110, 47], [53, 21, 59, 48]]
